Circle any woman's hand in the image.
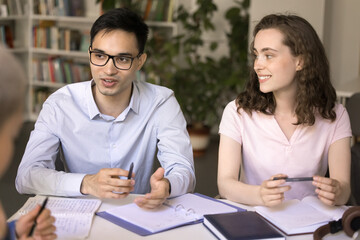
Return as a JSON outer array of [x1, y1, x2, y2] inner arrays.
[[259, 174, 291, 207], [0, 203, 7, 239], [312, 175, 342, 206], [16, 205, 56, 240]]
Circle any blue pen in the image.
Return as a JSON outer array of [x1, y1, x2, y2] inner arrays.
[[273, 177, 313, 182]]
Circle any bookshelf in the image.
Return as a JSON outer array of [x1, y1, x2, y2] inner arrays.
[[0, 0, 178, 121]]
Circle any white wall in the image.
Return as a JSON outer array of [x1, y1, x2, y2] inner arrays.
[[249, 0, 325, 40], [323, 0, 360, 88]]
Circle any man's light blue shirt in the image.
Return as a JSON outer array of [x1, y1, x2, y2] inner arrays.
[[16, 80, 195, 197]]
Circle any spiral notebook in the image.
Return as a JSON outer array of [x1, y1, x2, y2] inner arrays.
[[97, 193, 245, 236]]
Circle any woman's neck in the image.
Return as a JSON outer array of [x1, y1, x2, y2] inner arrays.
[[273, 89, 297, 117]]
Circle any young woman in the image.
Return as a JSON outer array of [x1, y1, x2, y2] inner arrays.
[[0, 46, 56, 240], [217, 14, 351, 207]]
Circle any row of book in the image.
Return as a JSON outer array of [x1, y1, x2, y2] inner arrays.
[[33, 0, 85, 16], [0, 0, 26, 16], [0, 24, 14, 48], [32, 88, 52, 114], [140, 0, 175, 22], [33, 22, 89, 51], [32, 57, 91, 84]]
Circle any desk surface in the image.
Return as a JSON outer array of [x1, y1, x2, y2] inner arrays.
[[10, 194, 353, 240]]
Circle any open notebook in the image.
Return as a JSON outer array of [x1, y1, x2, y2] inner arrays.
[[97, 193, 245, 236], [254, 196, 348, 235], [17, 195, 101, 240]]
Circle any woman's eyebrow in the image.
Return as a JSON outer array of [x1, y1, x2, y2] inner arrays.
[[259, 47, 278, 53]]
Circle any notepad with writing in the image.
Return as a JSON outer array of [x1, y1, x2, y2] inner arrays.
[[18, 195, 101, 239], [97, 193, 245, 236], [254, 196, 348, 235], [203, 211, 285, 240]]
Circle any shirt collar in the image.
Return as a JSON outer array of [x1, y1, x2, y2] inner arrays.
[[130, 80, 140, 115], [86, 80, 141, 120], [87, 80, 100, 120]]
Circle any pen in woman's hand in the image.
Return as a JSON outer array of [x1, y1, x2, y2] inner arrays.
[[273, 177, 313, 182], [28, 197, 49, 237]]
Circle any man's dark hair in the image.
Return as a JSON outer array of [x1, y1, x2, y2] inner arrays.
[[90, 8, 149, 53]]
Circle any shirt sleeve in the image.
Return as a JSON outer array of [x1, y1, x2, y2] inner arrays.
[[331, 104, 352, 144], [5, 220, 16, 240], [218, 101, 243, 144], [15, 100, 86, 197], [155, 93, 196, 197]]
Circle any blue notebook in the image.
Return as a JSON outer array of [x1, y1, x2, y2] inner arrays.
[[203, 211, 285, 240], [97, 193, 245, 236]]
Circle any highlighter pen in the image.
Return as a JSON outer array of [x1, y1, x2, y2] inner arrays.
[[28, 197, 49, 237], [127, 162, 134, 180], [273, 177, 313, 182]]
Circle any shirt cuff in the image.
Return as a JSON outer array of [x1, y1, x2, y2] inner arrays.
[[166, 175, 184, 198], [60, 173, 87, 196]]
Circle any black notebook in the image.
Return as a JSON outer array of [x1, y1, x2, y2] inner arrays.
[[203, 211, 285, 240]]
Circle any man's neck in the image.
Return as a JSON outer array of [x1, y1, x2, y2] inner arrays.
[[92, 85, 133, 118]]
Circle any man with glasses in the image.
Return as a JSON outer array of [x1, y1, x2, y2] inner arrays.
[[16, 8, 195, 209]]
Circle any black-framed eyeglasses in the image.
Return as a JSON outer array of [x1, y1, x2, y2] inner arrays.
[[89, 46, 142, 70]]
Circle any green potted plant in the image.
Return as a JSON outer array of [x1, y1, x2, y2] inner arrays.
[[170, 0, 250, 156], [216, 0, 250, 99], [169, 0, 220, 156]]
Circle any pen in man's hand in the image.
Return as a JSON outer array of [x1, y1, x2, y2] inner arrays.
[[273, 177, 313, 182], [128, 162, 134, 180], [28, 197, 49, 237]]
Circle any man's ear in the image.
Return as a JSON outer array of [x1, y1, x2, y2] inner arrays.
[[136, 53, 147, 71]]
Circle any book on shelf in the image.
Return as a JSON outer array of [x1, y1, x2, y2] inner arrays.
[[140, 0, 174, 22], [254, 195, 348, 235], [69, 0, 85, 17], [142, 0, 153, 20], [33, 0, 85, 16], [0, 4, 8, 17], [0, 25, 14, 48], [33, 88, 52, 113], [167, 0, 175, 22], [2, 0, 24, 16], [47, 57, 56, 83], [32, 57, 91, 84], [17, 195, 101, 239], [203, 211, 285, 240], [97, 193, 245, 236], [32, 24, 88, 52]]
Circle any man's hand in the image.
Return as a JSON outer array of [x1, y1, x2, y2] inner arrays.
[[16, 205, 56, 240], [80, 168, 135, 198], [134, 167, 170, 209]]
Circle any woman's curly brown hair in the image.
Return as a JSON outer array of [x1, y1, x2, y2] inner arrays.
[[236, 14, 336, 125]]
